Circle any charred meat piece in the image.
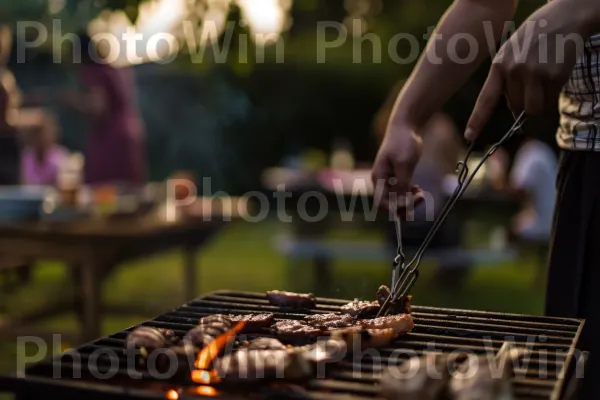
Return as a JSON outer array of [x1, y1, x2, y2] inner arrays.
[[199, 315, 234, 328], [340, 299, 380, 318], [380, 353, 451, 400], [450, 343, 515, 400], [214, 348, 313, 382], [185, 316, 234, 349], [266, 290, 317, 309], [228, 313, 274, 332], [240, 338, 286, 351], [303, 314, 355, 329], [376, 285, 412, 314], [156, 344, 197, 377], [272, 320, 324, 342], [126, 327, 178, 350], [359, 314, 415, 335], [331, 326, 397, 349], [299, 337, 348, 364]]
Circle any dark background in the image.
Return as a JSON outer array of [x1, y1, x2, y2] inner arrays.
[[4, 0, 557, 193]]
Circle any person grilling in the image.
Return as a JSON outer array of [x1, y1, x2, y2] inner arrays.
[[371, 0, 600, 397], [374, 81, 470, 285]]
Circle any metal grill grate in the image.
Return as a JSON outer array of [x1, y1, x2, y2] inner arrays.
[[0, 290, 585, 400]]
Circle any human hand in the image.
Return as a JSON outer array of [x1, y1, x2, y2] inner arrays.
[[371, 122, 424, 215], [465, 0, 594, 141]]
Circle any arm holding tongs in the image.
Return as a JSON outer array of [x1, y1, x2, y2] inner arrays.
[[378, 111, 526, 317]]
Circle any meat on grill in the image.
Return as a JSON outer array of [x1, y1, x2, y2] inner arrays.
[[359, 314, 415, 335], [329, 314, 414, 349], [271, 319, 324, 341], [266, 290, 317, 309], [126, 327, 178, 350], [379, 353, 451, 400], [185, 315, 234, 349], [340, 300, 380, 318], [228, 313, 274, 332], [273, 312, 414, 343], [331, 326, 397, 349], [240, 338, 287, 351], [199, 315, 234, 328], [156, 344, 197, 376], [303, 314, 355, 329], [376, 285, 412, 315], [214, 348, 313, 382], [450, 342, 515, 400], [299, 337, 347, 363]]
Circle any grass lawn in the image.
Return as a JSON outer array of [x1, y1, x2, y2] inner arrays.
[[0, 218, 545, 398]]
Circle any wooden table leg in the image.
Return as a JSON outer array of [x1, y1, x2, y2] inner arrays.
[[81, 260, 101, 343], [183, 246, 198, 301]]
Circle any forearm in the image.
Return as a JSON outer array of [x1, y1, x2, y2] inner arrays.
[[567, 0, 600, 37], [391, 0, 518, 130]]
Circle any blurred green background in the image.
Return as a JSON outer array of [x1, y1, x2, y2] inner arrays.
[[4, 0, 556, 192]]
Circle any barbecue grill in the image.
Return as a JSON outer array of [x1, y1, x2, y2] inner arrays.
[[0, 290, 585, 400]]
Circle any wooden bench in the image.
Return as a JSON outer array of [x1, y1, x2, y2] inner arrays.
[[274, 234, 519, 292]]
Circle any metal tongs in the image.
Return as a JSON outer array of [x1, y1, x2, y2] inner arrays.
[[378, 111, 527, 317]]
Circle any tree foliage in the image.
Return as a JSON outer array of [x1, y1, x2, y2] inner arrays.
[[0, 0, 151, 26]]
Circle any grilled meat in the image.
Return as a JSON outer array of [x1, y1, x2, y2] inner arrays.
[[380, 353, 451, 400], [450, 345, 515, 400], [331, 326, 397, 349], [273, 312, 413, 344], [185, 316, 234, 349], [199, 315, 234, 328], [340, 299, 380, 318], [376, 285, 412, 314], [156, 344, 197, 376], [359, 314, 415, 335], [228, 313, 274, 332], [299, 337, 348, 363], [303, 314, 355, 329], [328, 314, 413, 350], [240, 338, 286, 351], [267, 290, 317, 309], [214, 348, 313, 382], [126, 327, 178, 350], [271, 320, 324, 341]]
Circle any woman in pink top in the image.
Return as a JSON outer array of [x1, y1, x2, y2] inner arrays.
[[60, 33, 146, 185], [20, 111, 67, 185]]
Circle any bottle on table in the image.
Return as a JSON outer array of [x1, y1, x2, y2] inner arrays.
[[57, 152, 84, 206]]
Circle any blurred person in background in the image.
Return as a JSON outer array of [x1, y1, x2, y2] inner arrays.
[[20, 109, 68, 186], [57, 32, 146, 186], [507, 137, 557, 243], [374, 82, 469, 284], [0, 26, 22, 186]]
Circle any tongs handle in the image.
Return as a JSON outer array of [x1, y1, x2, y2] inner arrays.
[[378, 112, 527, 317]]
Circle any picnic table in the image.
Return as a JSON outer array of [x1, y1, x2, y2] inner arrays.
[[0, 196, 250, 342], [262, 167, 520, 291]]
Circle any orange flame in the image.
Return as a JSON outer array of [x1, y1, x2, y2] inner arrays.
[[195, 321, 246, 370], [166, 389, 179, 400], [191, 370, 212, 385], [194, 386, 219, 397]]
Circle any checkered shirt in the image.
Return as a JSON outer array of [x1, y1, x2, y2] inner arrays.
[[557, 34, 600, 150]]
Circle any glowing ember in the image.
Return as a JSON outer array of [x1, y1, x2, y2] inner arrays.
[[195, 321, 246, 370], [191, 370, 212, 385], [194, 386, 219, 397], [165, 389, 179, 400]]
